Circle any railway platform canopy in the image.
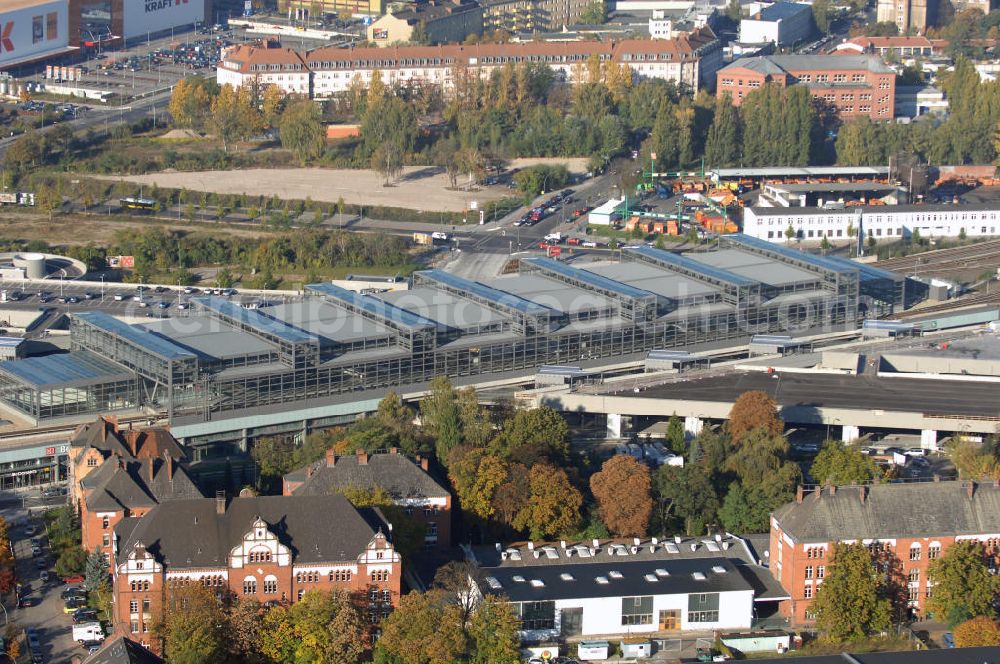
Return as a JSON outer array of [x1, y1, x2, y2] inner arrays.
[[710, 166, 890, 182], [0, 240, 909, 443]]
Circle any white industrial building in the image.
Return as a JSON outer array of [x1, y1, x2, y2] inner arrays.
[[738, 2, 812, 47], [468, 534, 785, 641], [121, 0, 210, 41], [742, 204, 1000, 243]]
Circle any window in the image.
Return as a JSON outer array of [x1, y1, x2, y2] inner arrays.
[[516, 601, 555, 630], [129, 600, 138, 614], [102, 516, 110, 529], [804, 585, 813, 599], [248, 549, 272, 563], [264, 577, 278, 594], [817, 566, 825, 579], [908, 586, 920, 602], [131, 620, 139, 634], [382, 589, 391, 603], [689, 610, 719, 623], [87, 457, 97, 467], [330, 570, 353, 582], [910, 545, 921, 561], [928, 544, 941, 559], [805, 609, 817, 621], [372, 570, 389, 582], [622, 596, 654, 626], [243, 578, 257, 595], [102, 534, 111, 547], [908, 569, 920, 583], [805, 566, 813, 579], [142, 598, 150, 613]]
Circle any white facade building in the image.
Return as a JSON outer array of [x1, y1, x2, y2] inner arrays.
[[743, 204, 1000, 243], [469, 536, 776, 641], [217, 28, 723, 98], [0, 0, 72, 70], [122, 0, 208, 40], [738, 1, 812, 47]]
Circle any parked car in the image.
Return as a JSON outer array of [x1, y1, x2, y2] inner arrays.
[[63, 574, 84, 584], [64, 598, 87, 613], [61, 587, 87, 600], [39, 570, 49, 583], [943, 633, 955, 648], [904, 448, 928, 457], [113, 293, 126, 301], [72, 608, 98, 623], [30, 546, 41, 557], [25, 524, 36, 536], [81, 639, 102, 654], [26, 627, 39, 649]]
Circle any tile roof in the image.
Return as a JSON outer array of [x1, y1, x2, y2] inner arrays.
[[71, 419, 186, 467], [219, 45, 307, 74], [82, 457, 203, 513], [82, 636, 164, 664], [116, 494, 389, 569], [287, 450, 449, 502], [773, 481, 1000, 543]]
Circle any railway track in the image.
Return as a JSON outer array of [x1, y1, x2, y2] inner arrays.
[[894, 290, 1000, 319], [0, 413, 163, 444], [876, 240, 1000, 274]]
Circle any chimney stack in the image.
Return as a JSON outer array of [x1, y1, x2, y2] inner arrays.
[[859, 486, 868, 504], [147, 459, 154, 484], [356, 449, 368, 465], [416, 454, 429, 471], [325, 448, 336, 467], [164, 450, 173, 481], [215, 490, 226, 515], [795, 485, 804, 503]]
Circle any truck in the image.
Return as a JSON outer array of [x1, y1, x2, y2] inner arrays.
[[543, 232, 564, 243], [73, 622, 104, 643], [412, 232, 433, 245], [430, 231, 449, 241]]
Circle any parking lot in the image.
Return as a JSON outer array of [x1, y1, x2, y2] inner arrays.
[[4, 495, 89, 664]]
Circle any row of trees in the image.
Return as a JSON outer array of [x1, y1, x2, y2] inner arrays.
[[155, 565, 520, 664]]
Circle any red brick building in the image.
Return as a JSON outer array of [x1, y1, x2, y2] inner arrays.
[[716, 54, 896, 120], [283, 448, 452, 550], [70, 417, 201, 563], [770, 481, 1000, 625], [112, 493, 401, 653]]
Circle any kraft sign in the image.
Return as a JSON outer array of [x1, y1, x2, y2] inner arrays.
[[145, 0, 189, 12], [0, 23, 14, 53]]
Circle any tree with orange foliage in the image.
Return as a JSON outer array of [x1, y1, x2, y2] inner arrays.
[[727, 390, 783, 445], [590, 455, 652, 537], [512, 465, 582, 539], [955, 616, 1000, 647]]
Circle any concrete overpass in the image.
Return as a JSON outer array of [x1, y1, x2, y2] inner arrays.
[[523, 371, 1000, 450]]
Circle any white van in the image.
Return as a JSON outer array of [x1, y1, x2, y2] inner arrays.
[[73, 622, 104, 643]]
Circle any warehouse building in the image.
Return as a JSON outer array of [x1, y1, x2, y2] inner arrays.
[[738, 2, 812, 48], [468, 533, 787, 640], [0, 238, 901, 451], [743, 203, 1000, 243], [0, 0, 74, 70]]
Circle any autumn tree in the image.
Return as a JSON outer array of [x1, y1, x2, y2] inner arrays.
[[467, 594, 521, 664], [491, 406, 570, 465], [512, 464, 582, 539], [375, 589, 467, 664], [279, 98, 326, 164], [812, 542, 893, 641], [590, 454, 653, 537], [154, 582, 227, 664], [168, 77, 214, 130], [228, 599, 265, 663], [372, 141, 405, 185], [448, 446, 508, 521], [727, 390, 783, 444], [210, 84, 260, 151], [954, 615, 1000, 647], [927, 541, 1000, 627], [337, 486, 426, 559], [810, 442, 878, 485]]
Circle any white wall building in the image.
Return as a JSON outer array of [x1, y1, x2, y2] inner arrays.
[[469, 536, 772, 641], [738, 1, 812, 46], [218, 28, 723, 98], [0, 0, 72, 70], [743, 204, 1000, 243], [121, 0, 209, 40]]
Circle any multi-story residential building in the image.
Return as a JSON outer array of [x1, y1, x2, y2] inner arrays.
[[286, 0, 388, 19], [215, 45, 310, 95], [743, 203, 1000, 243], [481, 0, 594, 33], [112, 493, 401, 653], [831, 35, 946, 58], [367, 0, 484, 45], [716, 54, 896, 120], [770, 481, 1000, 624], [875, 0, 935, 34], [218, 28, 723, 98], [283, 448, 452, 550], [738, 2, 813, 47]]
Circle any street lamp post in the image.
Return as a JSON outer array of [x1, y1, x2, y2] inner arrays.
[[100, 274, 105, 303]]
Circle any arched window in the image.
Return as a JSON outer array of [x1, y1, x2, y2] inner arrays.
[[263, 575, 278, 594], [243, 576, 257, 595]]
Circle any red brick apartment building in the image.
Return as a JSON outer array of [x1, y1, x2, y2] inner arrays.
[[112, 493, 401, 653], [70, 417, 202, 563], [284, 448, 452, 550], [716, 54, 896, 120], [770, 481, 1000, 624]]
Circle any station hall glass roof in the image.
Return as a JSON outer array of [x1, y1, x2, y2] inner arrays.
[[0, 350, 132, 389]]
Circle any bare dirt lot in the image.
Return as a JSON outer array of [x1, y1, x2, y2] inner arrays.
[[0, 213, 268, 246], [98, 158, 590, 212]]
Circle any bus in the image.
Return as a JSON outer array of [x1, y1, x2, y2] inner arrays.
[[120, 197, 156, 211]]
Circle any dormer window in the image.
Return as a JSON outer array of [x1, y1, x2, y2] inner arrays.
[[87, 457, 98, 467]]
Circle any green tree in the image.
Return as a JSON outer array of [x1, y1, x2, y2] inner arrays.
[[155, 582, 227, 664], [372, 140, 405, 186], [54, 545, 87, 578], [228, 599, 265, 663], [289, 589, 368, 663], [927, 541, 1000, 627], [279, 99, 326, 165], [84, 546, 108, 592], [812, 0, 833, 33], [375, 589, 467, 664], [810, 441, 879, 485], [813, 542, 893, 641], [468, 594, 521, 664], [492, 406, 570, 465], [704, 93, 740, 168], [337, 486, 426, 559], [580, 0, 608, 23], [666, 414, 686, 455], [654, 465, 719, 536], [251, 437, 296, 487], [210, 83, 259, 151], [35, 185, 62, 220]]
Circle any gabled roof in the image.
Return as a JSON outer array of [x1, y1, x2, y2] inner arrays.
[[720, 54, 893, 75], [773, 481, 1000, 543], [83, 636, 164, 664], [82, 457, 203, 513], [115, 494, 391, 569], [287, 450, 449, 502], [71, 417, 132, 459]]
